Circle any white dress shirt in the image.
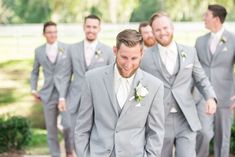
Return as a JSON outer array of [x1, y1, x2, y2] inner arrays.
[[84, 40, 98, 66], [159, 41, 178, 75], [209, 27, 225, 54], [46, 41, 58, 63], [114, 64, 135, 109]]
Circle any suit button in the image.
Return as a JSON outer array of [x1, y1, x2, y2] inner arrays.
[[116, 130, 118, 133], [107, 149, 111, 153]]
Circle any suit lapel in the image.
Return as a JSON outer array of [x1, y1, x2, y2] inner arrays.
[[78, 41, 87, 73], [119, 69, 144, 120], [151, 45, 170, 86], [41, 44, 53, 68], [204, 34, 213, 63], [212, 31, 228, 60], [173, 44, 187, 85], [103, 64, 119, 116]]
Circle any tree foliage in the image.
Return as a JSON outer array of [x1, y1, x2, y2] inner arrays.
[[129, 0, 161, 22], [3, 0, 51, 23], [0, 0, 235, 23]]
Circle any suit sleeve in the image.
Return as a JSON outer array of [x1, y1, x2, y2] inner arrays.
[[30, 50, 40, 91], [74, 78, 93, 157], [145, 82, 165, 157], [192, 48, 217, 100], [59, 46, 72, 98]]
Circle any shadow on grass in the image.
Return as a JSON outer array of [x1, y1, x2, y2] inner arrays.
[[27, 102, 46, 129], [0, 88, 17, 105]]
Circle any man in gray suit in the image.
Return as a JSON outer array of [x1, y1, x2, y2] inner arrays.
[[195, 4, 235, 157], [30, 21, 74, 157], [141, 12, 217, 157], [59, 15, 114, 130], [75, 29, 165, 157]]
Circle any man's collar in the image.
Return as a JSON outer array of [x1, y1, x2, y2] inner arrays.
[[114, 64, 136, 83], [211, 26, 224, 38], [46, 41, 58, 47]]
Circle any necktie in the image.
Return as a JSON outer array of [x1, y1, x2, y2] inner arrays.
[[209, 35, 218, 54], [85, 45, 93, 66], [164, 48, 175, 75], [116, 79, 130, 109]]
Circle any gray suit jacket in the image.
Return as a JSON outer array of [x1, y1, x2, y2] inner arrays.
[[75, 64, 165, 157], [30, 41, 68, 103], [61, 41, 114, 113], [195, 30, 235, 107], [141, 43, 216, 131]]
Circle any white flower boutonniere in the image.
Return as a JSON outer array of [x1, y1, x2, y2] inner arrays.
[[95, 49, 102, 58], [58, 48, 65, 54], [135, 82, 149, 102], [220, 36, 227, 44], [180, 51, 187, 61]]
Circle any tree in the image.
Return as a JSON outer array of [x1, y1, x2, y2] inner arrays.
[[129, 0, 161, 22], [3, 0, 51, 23]]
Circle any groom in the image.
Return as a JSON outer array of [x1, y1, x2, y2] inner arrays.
[[74, 29, 165, 157]]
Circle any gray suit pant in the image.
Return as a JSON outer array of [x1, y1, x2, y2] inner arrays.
[[43, 92, 74, 157], [196, 98, 214, 157], [196, 101, 233, 157], [161, 112, 196, 157], [214, 107, 233, 157]]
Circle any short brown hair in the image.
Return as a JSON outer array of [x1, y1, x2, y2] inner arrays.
[[149, 11, 170, 26], [84, 14, 101, 24], [208, 4, 227, 23], [138, 22, 149, 33], [116, 29, 143, 50], [43, 21, 57, 33]]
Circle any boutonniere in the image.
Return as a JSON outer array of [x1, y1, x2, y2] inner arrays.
[[95, 49, 102, 58], [135, 81, 149, 102], [180, 51, 187, 61], [58, 48, 65, 54], [220, 36, 227, 44]]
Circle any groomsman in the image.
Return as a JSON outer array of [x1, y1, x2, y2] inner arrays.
[[195, 4, 235, 157], [138, 22, 156, 49], [75, 29, 165, 157], [30, 21, 74, 157], [60, 15, 114, 130], [141, 12, 217, 157]]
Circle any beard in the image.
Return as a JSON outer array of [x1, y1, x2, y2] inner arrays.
[[144, 37, 156, 47], [155, 34, 173, 47]]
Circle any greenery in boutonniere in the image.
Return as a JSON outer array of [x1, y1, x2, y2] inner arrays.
[[95, 49, 102, 58], [180, 51, 187, 61], [135, 81, 149, 102], [220, 36, 227, 44], [58, 48, 64, 54]]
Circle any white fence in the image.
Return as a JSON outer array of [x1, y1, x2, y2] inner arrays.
[[0, 22, 234, 61]]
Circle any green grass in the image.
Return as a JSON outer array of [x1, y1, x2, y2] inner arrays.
[[25, 128, 49, 155]]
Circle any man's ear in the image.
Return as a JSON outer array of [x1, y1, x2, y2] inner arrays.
[[113, 46, 117, 56]]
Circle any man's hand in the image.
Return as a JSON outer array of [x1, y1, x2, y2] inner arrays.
[[230, 95, 235, 109], [58, 99, 66, 112], [32, 91, 41, 103], [205, 98, 217, 115]]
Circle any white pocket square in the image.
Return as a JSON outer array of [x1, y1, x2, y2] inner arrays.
[[185, 64, 193, 69], [97, 58, 105, 62], [222, 47, 228, 52], [135, 103, 142, 107]]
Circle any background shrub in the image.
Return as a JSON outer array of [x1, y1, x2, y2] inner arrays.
[[0, 116, 32, 153]]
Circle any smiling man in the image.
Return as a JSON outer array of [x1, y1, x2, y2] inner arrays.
[[141, 12, 217, 157], [59, 15, 114, 138], [75, 29, 165, 157], [30, 21, 74, 157]]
